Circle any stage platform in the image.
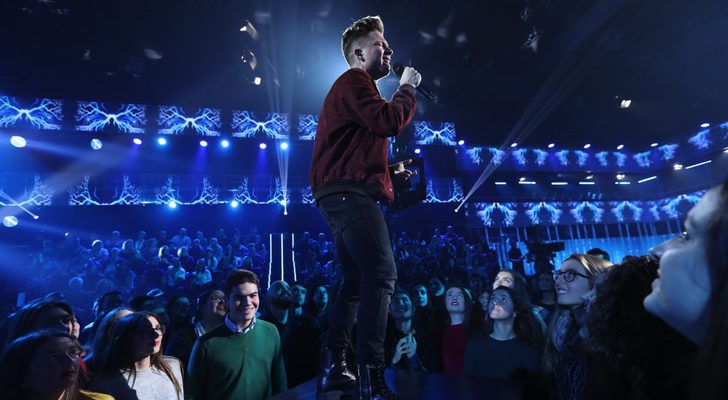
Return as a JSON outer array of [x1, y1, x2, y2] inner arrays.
[[272, 369, 524, 400]]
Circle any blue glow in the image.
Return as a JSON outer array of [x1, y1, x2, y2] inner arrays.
[[90, 139, 103, 150], [574, 150, 589, 166], [230, 200, 240, 208], [232, 111, 289, 139], [0, 97, 63, 130], [133, 138, 143, 145], [168, 201, 178, 209], [157, 137, 167, 146], [466, 147, 484, 164], [512, 148, 528, 165], [259, 142, 267, 150], [651, 143, 658, 147], [547, 143, 555, 148], [595, 151, 609, 167], [555, 150, 570, 166], [511, 143, 518, 148], [69, 175, 142, 206], [297, 114, 318, 141], [617, 144, 624, 150], [200, 140, 208, 147], [414, 121, 457, 146], [633, 151, 652, 168], [234, 177, 286, 205], [657, 144, 678, 161], [158, 106, 221, 136], [300, 186, 315, 205], [533, 149, 548, 166], [10, 136, 26, 148], [75, 102, 146, 133], [280, 142, 289, 150], [476, 202, 517, 226], [221, 139, 230, 148], [2, 216, 18, 228], [610, 200, 643, 222], [583, 144, 591, 149], [700, 123, 710, 128], [569, 201, 605, 223], [424, 179, 464, 203], [155, 177, 180, 205], [188, 177, 220, 205], [414, 148, 421, 154], [613, 152, 627, 167], [688, 129, 711, 150], [525, 202, 562, 224], [488, 147, 506, 165], [659, 191, 704, 218], [0, 175, 53, 206]]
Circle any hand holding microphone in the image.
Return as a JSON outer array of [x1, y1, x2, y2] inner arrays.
[[393, 63, 437, 102]]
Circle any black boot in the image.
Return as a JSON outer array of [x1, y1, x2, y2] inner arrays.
[[357, 363, 398, 400], [317, 347, 357, 399]]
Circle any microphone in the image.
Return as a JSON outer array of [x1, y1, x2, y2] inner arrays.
[[392, 63, 438, 103]]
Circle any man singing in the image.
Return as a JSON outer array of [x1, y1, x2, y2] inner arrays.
[[309, 15, 421, 400]]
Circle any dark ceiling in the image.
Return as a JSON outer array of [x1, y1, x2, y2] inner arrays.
[[1, 0, 726, 151]]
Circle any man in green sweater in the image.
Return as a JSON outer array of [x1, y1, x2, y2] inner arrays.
[[185, 269, 287, 399]]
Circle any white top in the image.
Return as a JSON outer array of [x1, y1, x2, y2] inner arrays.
[[88, 356, 184, 400]]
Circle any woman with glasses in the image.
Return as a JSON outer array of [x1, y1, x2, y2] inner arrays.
[[0, 329, 112, 400], [544, 254, 611, 400], [643, 180, 728, 399], [3, 299, 77, 346], [88, 312, 184, 400]]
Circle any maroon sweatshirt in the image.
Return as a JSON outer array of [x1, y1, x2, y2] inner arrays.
[[309, 68, 417, 204]]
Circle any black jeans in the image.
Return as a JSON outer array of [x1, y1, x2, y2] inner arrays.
[[317, 193, 397, 364]]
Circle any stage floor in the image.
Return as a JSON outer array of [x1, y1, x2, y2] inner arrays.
[[272, 369, 524, 400]]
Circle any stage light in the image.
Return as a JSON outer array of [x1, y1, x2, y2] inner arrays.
[[230, 200, 239, 208], [494, 182, 507, 185], [616, 174, 626, 180], [620, 99, 632, 108], [280, 142, 289, 150], [458, 140, 465, 146], [701, 122, 710, 128], [615, 181, 631, 185], [510, 143, 518, 148], [638, 176, 658, 183], [617, 144, 624, 150], [547, 143, 555, 148], [279, 200, 287, 206], [157, 137, 167, 146], [33, 215, 39, 220], [221, 139, 230, 148], [90, 138, 103, 150], [551, 182, 568, 186], [673, 163, 683, 171], [685, 160, 712, 170], [167, 201, 177, 209], [414, 148, 421, 154], [253, 76, 262, 86], [10, 136, 26, 148], [2, 216, 18, 228], [578, 181, 596, 185], [259, 142, 267, 150], [133, 138, 142, 145], [583, 144, 591, 149], [586, 174, 594, 180], [518, 180, 536, 185], [651, 143, 658, 147], [724, 146, 728, 153], [519, 177, 526, 181], [200, 140, 208, 147]]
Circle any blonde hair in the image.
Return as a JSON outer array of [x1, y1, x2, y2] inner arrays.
[[341, 15, 384, 65]]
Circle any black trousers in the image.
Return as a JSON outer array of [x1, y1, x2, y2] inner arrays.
[[317, 193, 397, 364]]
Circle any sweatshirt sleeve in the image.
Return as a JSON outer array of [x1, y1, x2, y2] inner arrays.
[[185, 339, 207, 400], [339, 69, 417, 137]]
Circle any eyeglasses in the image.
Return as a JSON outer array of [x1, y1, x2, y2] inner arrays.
[[47, 347, 83, 365], [649, 231, 689, 261], [553, 270, 589, 283], [209, 296, 226, 303], [138, 324, 166, 337]]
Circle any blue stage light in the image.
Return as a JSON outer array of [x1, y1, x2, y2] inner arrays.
[[458, 140, 465, 146], [167, 201, 177, 209], [414, 148, 421, 154], [510, 143, 518, 148], [616, 144, 624, 150], [200, 140, 208, 147], [221, 139, 230, 148], [157, 137, 168, 146], [10, 136, 26, 148], [230, 200, 240, 208], [90, 138, 103, 150], [583, 144, 591, 149], [133, 138, 142, 145], [700, 122, 710, 128], [280, 142, 289, 150], [547, 143, 555, 148], [259, 142, 267, 150], [2, 216, 18, 228]]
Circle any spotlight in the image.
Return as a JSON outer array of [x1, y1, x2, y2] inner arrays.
[[90, 138, 103, 150], [157, 137, 168, 146], [724, 146, 728, 154], [200, 140, 208, 147], [133, 138, 143, 145], [495, 182, 507, 185], [510, 143, 518, 148], [253, 76, 262, 85], [457, 140, 465, 146], [547, 143, 555, 148], [221, 139, 230, 148], [617, 144, 624, 150], [280, 142, 289, 150], [279, 200, 287, 206], [616, 174, 626, 180], [638, 176, 658, 183], [10, 136, 26, 148], [32, 215, 39, 220], [519, 177, 526, 182], [673, 163, 683, 171], [701, 123, 710, 128], [586, 174, 594, 180], [583, 144, 591, 149], [167, 201, 177, 209], [620, 99, 632, 108], [651, 143, 658, 147], [414, 148, 421, 154], [2, 216, 18, 228], [259, 143, 267, 150], [230, 200, 240, 208]]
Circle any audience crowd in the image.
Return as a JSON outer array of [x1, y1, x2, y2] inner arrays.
[[0, 179, 727, 399]]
